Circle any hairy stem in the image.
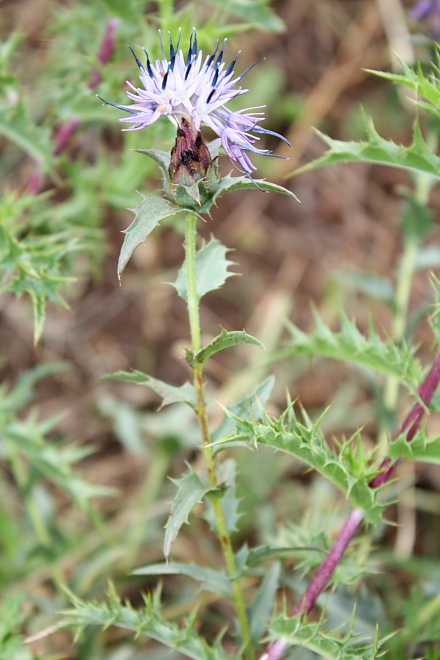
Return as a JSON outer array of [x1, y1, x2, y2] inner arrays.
[[185, 212, 255, 660]]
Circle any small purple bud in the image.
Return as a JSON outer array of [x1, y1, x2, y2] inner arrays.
[[89, 18, 119, 89]]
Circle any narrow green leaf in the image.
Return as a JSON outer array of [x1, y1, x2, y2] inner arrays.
[[246, 544, 321, 567], [118, 194, 185, 279], [187, 329, 264, 366], [164, 467, 215, 559], [102, 370, 197, 410], [172, 238, 236, 302], [133, 561, 233, 597], [212, 174, 299, 204], [249, 562, 281, 642]]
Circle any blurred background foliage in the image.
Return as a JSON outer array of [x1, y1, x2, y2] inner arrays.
[[2, 0, 440, 658]]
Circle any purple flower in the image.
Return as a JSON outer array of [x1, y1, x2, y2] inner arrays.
[[410, 0, 440, 37], [99, 29, 289, 178]]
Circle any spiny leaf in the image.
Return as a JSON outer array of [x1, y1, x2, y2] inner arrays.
[[102, 370, 197, 410], [268, 613, 387, 659], [187, 329, 264, 366], [172, 238, 236, 302], [222, 404, 385, 524], [118, 194, 185, 280], [275, 307, 421, 397], [61, 588, 235, 660], [366, 59, 440, 121], [133, 561, 233, 597], [211, 375, 275, 446], [389, 428, 440, 465], [292, 115, 440, 179], [164, 467, 215, 560]]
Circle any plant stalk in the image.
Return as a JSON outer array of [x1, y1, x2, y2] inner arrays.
[[262, 354, 440, 660], [185, 211, 255, 660]]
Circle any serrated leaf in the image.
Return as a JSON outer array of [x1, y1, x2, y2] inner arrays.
[[211, 375, 275, 445], [249, 562, 281, 642], [367, 59, 440, 120], [223, 405, 385, 524], [172, 238, 236, 302], [268, 614, 386, 659], [133, 561, 233, 597], [118, 194, 185, 279], [102, 370, 197, 410], [275, 307, 421, 397], [292, 115, 440, 180], [164, 467, 215, 559], [187, 329, 264, 366], [61, 587, 235, 660], [389, 428, 440, 464]]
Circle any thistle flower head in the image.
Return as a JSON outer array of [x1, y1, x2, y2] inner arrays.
[[99, 29, 289, 180]]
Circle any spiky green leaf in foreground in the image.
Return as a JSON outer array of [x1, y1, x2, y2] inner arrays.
[[220, 404, 385, 524], [275, 307, 421, 397], [61, 586, 235, 660], [389, 428, 440, 465], [267, 613, 386, 659], [133, 561, 233, 596], [187, 329, 264, 366], [164, 467, 215, 559], [117, 194, 186, 280], [292, 116, 440, 180], [102, 370, 197, 410], [172, 238, 236, 302]]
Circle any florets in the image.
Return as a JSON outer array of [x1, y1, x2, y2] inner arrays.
[[99, 29, 289, 180]]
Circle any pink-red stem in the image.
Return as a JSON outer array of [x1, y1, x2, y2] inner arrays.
[[263, 354, 440, 660]]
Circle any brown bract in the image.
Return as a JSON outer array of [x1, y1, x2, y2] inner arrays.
[[169, 118, 212, 185]]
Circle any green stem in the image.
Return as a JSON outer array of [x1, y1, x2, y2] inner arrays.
[[185, 212, 255, 660], [378, 170, 431, 455]]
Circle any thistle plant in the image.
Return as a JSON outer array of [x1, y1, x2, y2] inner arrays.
[[6, 7, 440, 660], [97, 31, 296, 660], [55, 26, 440, 660]]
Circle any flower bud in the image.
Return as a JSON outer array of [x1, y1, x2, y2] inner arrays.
[[169, 118, 212, 185]]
